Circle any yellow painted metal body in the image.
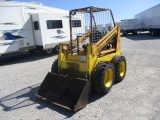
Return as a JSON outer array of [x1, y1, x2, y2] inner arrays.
[[36, 7, 124, 111], [58, 25, 122, 82]]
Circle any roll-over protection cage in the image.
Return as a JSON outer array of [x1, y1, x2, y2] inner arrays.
[[69, 6, 115, 55]]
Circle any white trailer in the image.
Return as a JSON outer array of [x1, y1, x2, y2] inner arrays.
[[121, 18, 138, 36], [0, 1, 82, 55], [135, 4, 160, 36]]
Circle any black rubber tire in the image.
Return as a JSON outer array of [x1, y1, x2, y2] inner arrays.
[[29, 49, 36, 54], [122, 32, 127, 36], [151, 30, 156, 36], [51, 58, 58, 73], [132, 31, 137, 35], [149, 30, 152, 36], [92, 61, 115, 94], [44, 49, 53, 54], [112, 56, 126, 83]]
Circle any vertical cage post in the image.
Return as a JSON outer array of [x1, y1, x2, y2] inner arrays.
[[77, 36, 80, 55], [69, 11, 73, 55], [90, 7, 93, 43], [109, 9, 115, 27]]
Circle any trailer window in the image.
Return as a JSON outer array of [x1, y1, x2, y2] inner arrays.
[[47, 20, 63, 29], [72, 20, 81, 27], [34, 21, 39, 30]]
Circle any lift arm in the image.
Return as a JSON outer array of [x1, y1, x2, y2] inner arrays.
[[92, 25, 121, 56]]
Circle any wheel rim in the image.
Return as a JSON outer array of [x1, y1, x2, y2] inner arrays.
[[104, 68, 113, 87], [119, 61, 126, 77]]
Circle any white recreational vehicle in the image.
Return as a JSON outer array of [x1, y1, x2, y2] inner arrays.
[[0, 1, 82, 55]]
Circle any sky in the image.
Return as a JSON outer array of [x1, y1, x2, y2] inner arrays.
[[1, 0, 160, 22]]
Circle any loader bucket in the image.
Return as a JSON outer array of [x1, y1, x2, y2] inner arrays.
[[35, 72, 91, 111]]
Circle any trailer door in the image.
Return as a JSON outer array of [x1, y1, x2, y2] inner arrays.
[[31, 14, 43, 48]]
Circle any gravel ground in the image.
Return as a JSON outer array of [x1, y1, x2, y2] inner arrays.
[[0, 33, 160, 120]]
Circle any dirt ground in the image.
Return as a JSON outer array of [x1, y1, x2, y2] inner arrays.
[[0, 33, 160, 120]]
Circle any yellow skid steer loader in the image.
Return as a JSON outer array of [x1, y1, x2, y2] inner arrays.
[[35, 6, 127, 111]]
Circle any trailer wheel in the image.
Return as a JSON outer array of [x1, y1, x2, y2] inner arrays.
[[29, 49, 36, 54], [132, 31, 137, 35], [92, 61, 115, 94], [122, 32, 127, 36], [151, 30, 156, 36], [149, 30, 152, 35], [51, 58, 58, 73], [54, 45, 59, 53], [112, 56, 126, 83], [45, 49, 53, 54]]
